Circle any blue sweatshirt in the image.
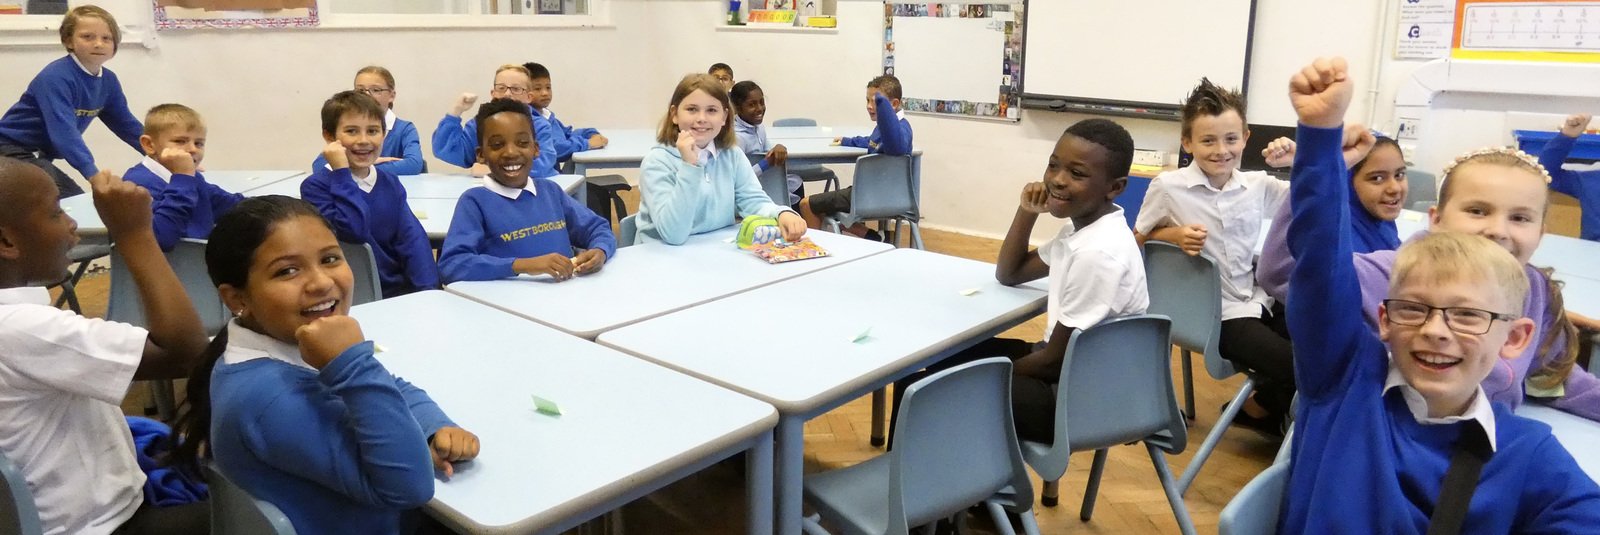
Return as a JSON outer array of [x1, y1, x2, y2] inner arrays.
[[636, 143, 791, 245], [312, 115, 426, 176], [300, 166, 440, 297], [1536, 134, 1600, 241], [1281, 124, 1600, 534], [0, 55, 142, 177], [438, 179, 616, 283], [123, 159, 244, 251], [432, 105, 559, 178], [839, 93, 913, 156], [210, 327, 452, 535], [541, 108, 599, 163]]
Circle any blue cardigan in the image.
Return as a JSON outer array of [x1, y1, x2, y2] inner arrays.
[[123, 162, 244, 251], [839, 93, 913, 156], [543, 108, 599, 163], [1281, 124, 1600, 534], [0, 55, 142, 177], [300, 166, 439, 297], [1536, 134, 1600, 241], [431, 106, 559, 178], [438, 179, 616, 282], [311, 117, 426, 176], [636, 143, 790, 245]]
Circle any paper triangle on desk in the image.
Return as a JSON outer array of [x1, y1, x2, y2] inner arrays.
[[412, 210, 428, 219], [960, 288, 981, 296], [531, 395, 563, 416], [851, 327, 873, 344]]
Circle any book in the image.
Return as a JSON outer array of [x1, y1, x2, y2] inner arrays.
[[750, 237, 830, 264]]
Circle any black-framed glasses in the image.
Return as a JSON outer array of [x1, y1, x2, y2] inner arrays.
[[354, 87, 392, 96], [492, 85, 530, 96], [1382, 299, 1519, 335]]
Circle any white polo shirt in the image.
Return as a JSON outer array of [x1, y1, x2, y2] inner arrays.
[[0, 290, 147, 535], [1038, 208, 1150, 338], [1134, 165, 1288, 320]]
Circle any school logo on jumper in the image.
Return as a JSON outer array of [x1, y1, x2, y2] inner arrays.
[[500, 220, 566, 242], [75, 108, 101, 117]]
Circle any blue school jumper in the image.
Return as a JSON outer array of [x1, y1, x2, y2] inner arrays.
[[0, 55, 142, 177], [438, 178, 616, 282], [1281, 124, 1600, 534], [541, 108, 599, 163], [123, 159, 244, 251], [431, 105, 559, 178], [839, 93, 913, 156], [312, 114, 426, 176], [1536, 134, 1600, 241], [300, 166, 439, 297]]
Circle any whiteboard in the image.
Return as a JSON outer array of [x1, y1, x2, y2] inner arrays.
[[893, 15, 1006, 102], [1021, 0, 1256, 114]]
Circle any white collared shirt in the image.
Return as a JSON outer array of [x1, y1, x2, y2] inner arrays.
[[222, 320, 317, 371], [481, 176, 537, 200], [1038, 208, 1150, 338], [139, 156, 174, 184], [696, 144, 717, 183], [539, 107, 553, 120], [1383, 363, 1499, 451], [349, 168, 377, 193], [69, 54, 102, 77], [385, 109, 397, 133]]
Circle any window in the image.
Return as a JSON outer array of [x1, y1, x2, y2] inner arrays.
[[331, 0, 589, 16], [320, 0, 607, 28]]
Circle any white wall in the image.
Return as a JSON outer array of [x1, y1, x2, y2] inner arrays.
[[0, 0, 1451, 243]]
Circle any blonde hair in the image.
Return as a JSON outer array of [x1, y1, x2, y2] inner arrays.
[[143, 104, 204, 139], [1438, 147, 1551, 209], [1390, 232, 1530, 317], [655, 74, 737, 150], [494, 64, 533, 81], [59, 5, 120, 53]]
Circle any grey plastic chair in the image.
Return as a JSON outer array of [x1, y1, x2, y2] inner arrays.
[[338, 241, 384, 305], [1218, 462, 1289, 535], [825, 154, 924, 250], [0, 450, 42, 535], [1020, 315, 1195, 535], [204, 464, 297, 535], [1141, 242, 1250, 495], [618, 214, 638, 248], [802, 357, 1041, 535], [772, 117, 841, 192], [1405, 169, 1437, 211], [749, 152, 794, 206], [108, 238, 231, 422], [50, 242, 113, 313]]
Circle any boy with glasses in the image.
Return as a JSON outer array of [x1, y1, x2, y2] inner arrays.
[[432, 64, 559, 179]]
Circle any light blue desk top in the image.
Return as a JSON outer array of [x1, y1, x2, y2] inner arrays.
[[596, 248, 1048, 412], [570, 127, 896, 167], [1516, 404, 1600, 482], [1557, 274, 1599, 319], [204, 170, 304, 193], [447, 226, 895, 340], [767, 125, 873, 140], [245, 173, 583, 200], [61, 170, 303, 236], [350, 290, 777, 533]]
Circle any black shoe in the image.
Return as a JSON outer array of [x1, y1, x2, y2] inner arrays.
[[1223, 402, 1285, 438], [863, 229, 884, 242]]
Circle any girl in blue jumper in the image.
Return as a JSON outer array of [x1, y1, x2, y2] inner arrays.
[[312, 66, 426, 176], [168, 195, 479, 534], [0, 6, 144, 199], [438, 98, 615, 283], [635, 73, 806, 245]]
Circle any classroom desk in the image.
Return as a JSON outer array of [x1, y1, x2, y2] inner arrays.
[[245, 173, 585, 201], [202, 169, 304, 193], [1557, 274, 1599, 319], [766, 125, 873, 140], [594, 249, 1049, 535], [1516, 405, 1600, 482], [61, 170, 303, 237], [446, 226, 895, 340], [351, 291, 778, 535], [568, 128, 914, 174]]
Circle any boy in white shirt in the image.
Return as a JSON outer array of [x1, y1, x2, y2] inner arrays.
[[0, 158, 209, 534]]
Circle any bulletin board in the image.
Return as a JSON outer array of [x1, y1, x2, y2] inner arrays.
[[1451, 0, 1600, 62], [883, 2, 1024, 122], [153, 0, 318, 30]]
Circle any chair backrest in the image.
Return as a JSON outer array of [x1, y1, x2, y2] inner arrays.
[[0, 450, 42, 535], [771, 118, 817, 127], [1115, 175, 1152, 229], [754, 159, 791, 206], [848, 153, 918, 220], [204, 464, 297, 535], [339, 241, 384, 304], [1142, 242, 1233, 379], [618, 214, 639, 248], [1058, 315, 1188, 454], [1404, 169, 1437, 211], [1218, 462, 1289, 535], [889, 357, 1034, 531], [107, 238, 231, 336]]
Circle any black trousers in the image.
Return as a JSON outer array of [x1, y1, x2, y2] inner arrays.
[[0, 143, 82, 198], [1218, 303, 1296, 417], [887, 337, 1059, 447], [112, 501, 209, 535]]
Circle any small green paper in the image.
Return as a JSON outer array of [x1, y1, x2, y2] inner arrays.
[[960, 288, 980, 296], [373, 343, 388, 353], [531, 395, 563, 416], [851, 327, 873, 344]]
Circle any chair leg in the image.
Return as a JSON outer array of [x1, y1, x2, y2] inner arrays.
[[801, 513, 829, 535], [1181, 349, 1196, 421], [826, 218, 841, 234], [1177, 378, 1256, 495], [55, 280, 81, 314], [1040, 480, 1059, 507], [152, 379, 178, 422], [983, 501, 1018, 535], [1079, 449, 1109, 521], [1147, 443, 1198, 535], [908, 222, 925, 250], [870, 387, 887, 447]]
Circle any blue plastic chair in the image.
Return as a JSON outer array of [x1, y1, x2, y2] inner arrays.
[[618, 214, 638, 248], [50, 242, 113, 313], [204, 464, 297, 535], [1141, 241, 1251, 495], [802, 357, 1040, 535], [107, 238, 231, 422], [0, 450, 42, 535], [825, 154, 923, 250], [338, 241, 384, 305], [1019, 315, 1195, 535], [748, 151, 794, 206], [1218, 462, 1289, 535], [1405, 169, 1437, 211], [772, 117, 840, 192]]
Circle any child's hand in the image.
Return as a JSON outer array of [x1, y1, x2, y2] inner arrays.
[[513, 253, 575, 281], [156, 147, 198, 176], [588, 134, 609, 149], [1341, 123, 1377, 168], [294, 316, 366, 370], [322, 141, 350, 171], [777, 211, 807, 242], [429, 426, 480, 479], [451, 93, 479, 117], [374, 156, 403, 164], [1570, 310, 1600, 332], [1261, 137, 1296, 168], [1018, 182, 1050, 214], [1177, 224, 1208, 256], [830, 137, 842, 146], [766, 145, 789, 168], [468, 162, 490, 177], [1561, 114, 1592, 138], [573, 248, 606, 275], [91, 171, 153, 240], [1289, 56, 1352, 130], [676, 132, 700, 166]]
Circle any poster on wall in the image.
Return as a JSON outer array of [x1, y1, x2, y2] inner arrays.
[[1451, 0, 1600, 62], [884, 2, 1024, 122], [153, 0, 318, 30], [1397, 0, 1457, 59]]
